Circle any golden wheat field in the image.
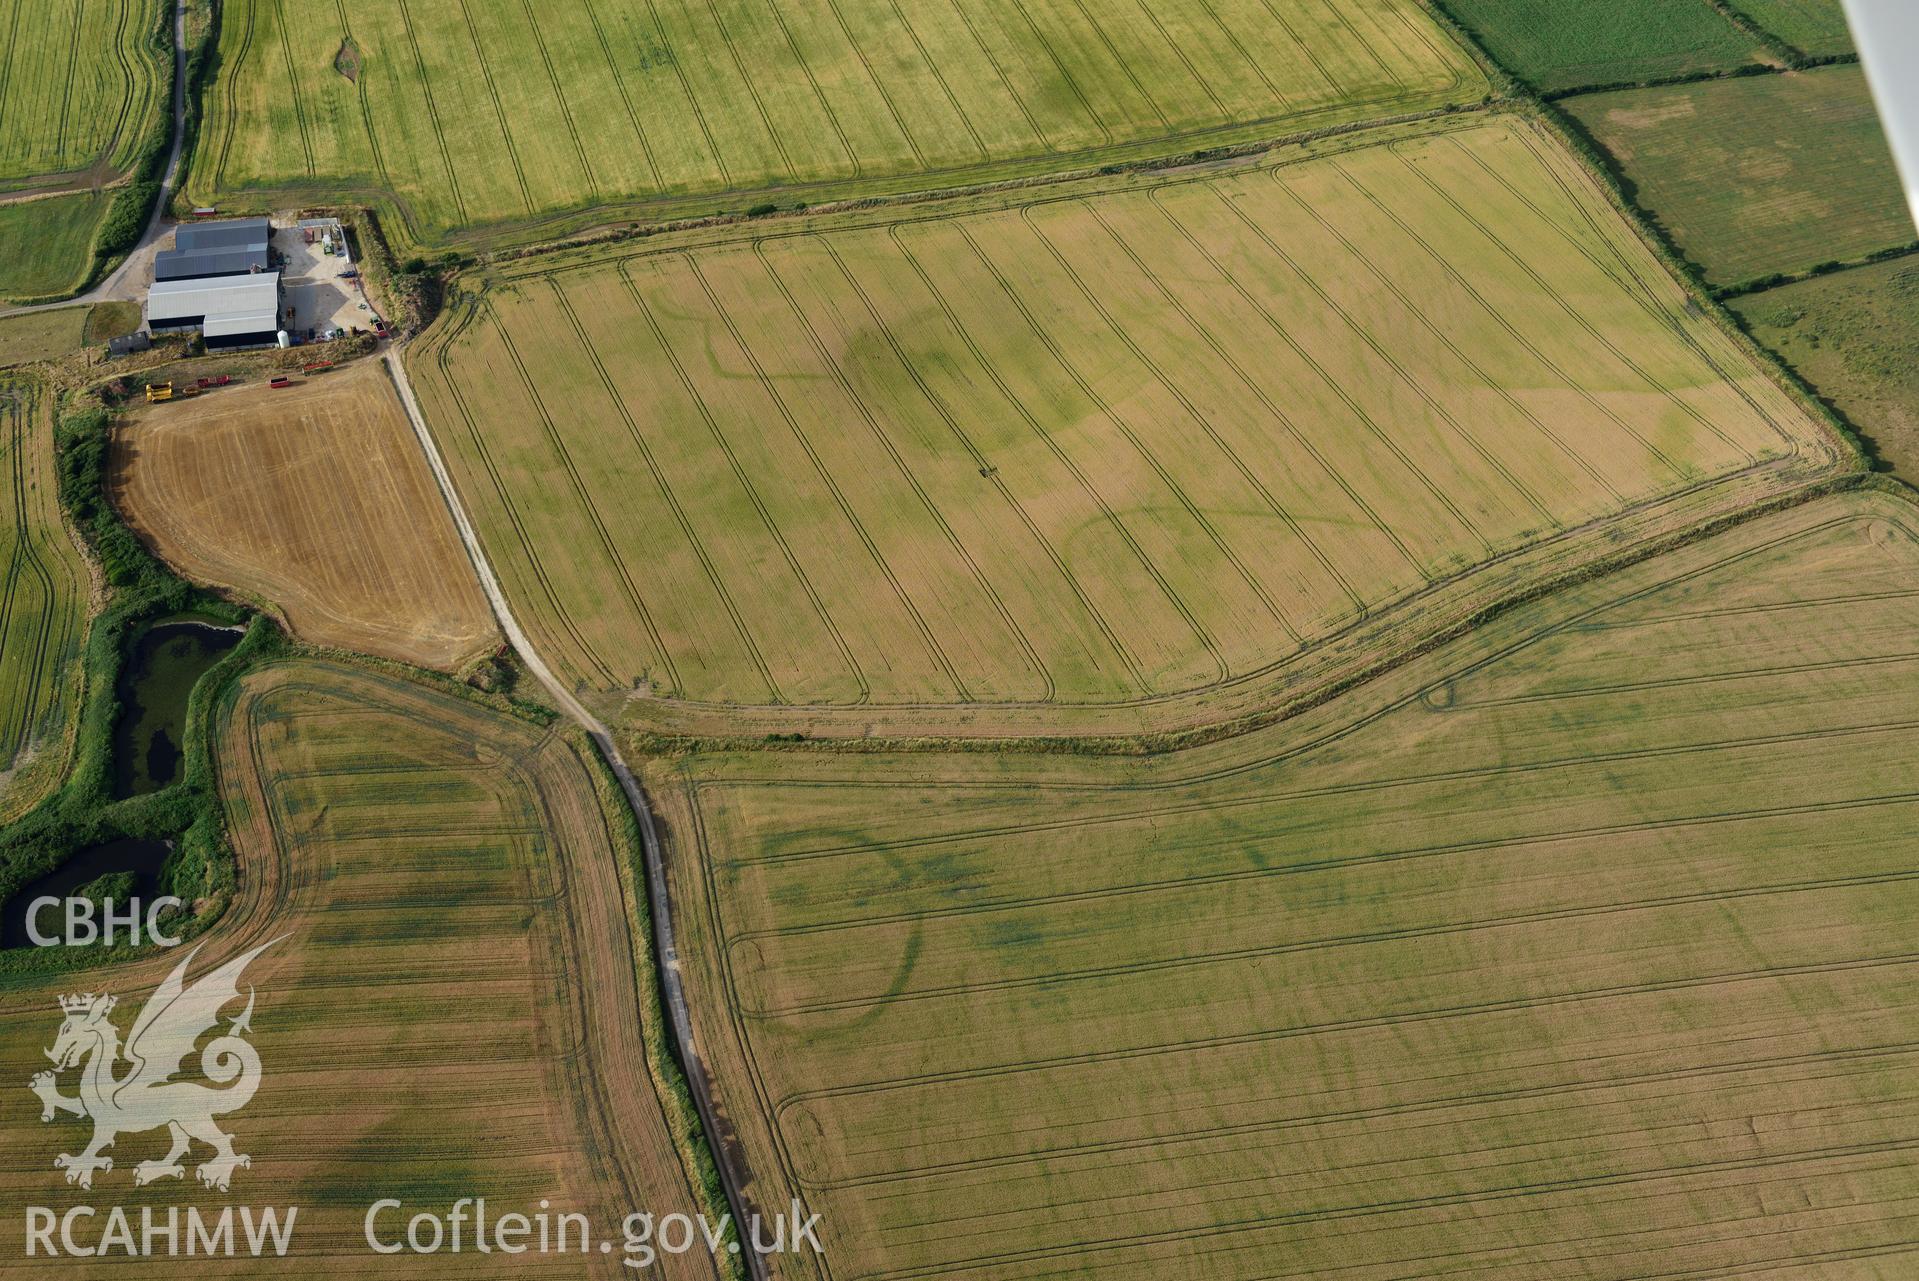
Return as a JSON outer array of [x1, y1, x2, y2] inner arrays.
[[0, 661, 716, 1278], [411, 116, 1836, 733], [111, 362, 498, 671], [649, 488, 1919, 1280]]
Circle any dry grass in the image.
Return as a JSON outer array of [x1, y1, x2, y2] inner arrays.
[[412, 115, 1835, 732], [0, 660, 718, 1277], [110, 360, 497, 670], [650, 488, 1919, 1280]]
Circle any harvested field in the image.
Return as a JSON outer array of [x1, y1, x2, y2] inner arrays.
[[650, 488, 1919, 1281], [1733, 257, 1919, 480], [0, 377, 86, 819], [411, 115, 1835, 729], [1439, 0, 1763, 92], [0, 660, 718, 1277], [111, 361, 497, 670], [0, 0, 165, 185], [193, 0, 1482, 247], [1566, 66, 1912, 289], [1732, 0, 1853, 56]]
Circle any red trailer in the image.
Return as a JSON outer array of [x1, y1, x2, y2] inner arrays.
[[269, 376, 293, 389]]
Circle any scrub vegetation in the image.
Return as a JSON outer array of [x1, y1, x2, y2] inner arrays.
[[1733, 257, 1919, 480]]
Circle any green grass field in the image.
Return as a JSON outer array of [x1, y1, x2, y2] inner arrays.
[[0, 378, 87, 819], [1731, 0, 1853, 56], [1439, 0, 1763, 92], [0, 308, 88, 369], [194, 0, 1483, 247], [1567, 66, 1912, 290], [0, 191, 107, 301], [1733, 257, 1919, 479], [410, 116, 1828, 722], [0, 0, 165, 186], [649, 488, 1919, 1280]]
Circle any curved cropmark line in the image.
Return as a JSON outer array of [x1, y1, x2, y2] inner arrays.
[[102, 0, 142, 171], [1313, 0, 1405, 93], [393, 0, 467, 224], [1057, 199, 1363, 622], [452, 0, 534, 214], [1316, 156, 1647, 497], [753, 240, 1054, 701], [423, 300, 617, 687], [1247, 0, 1341, 97], [855, 230, 1144, 692], [517, 0, 599, 201], [1198, 181, 1494, 561], [1447, 129, 1799, 453], [489, 299, 680, 692], [953, 218, 1229, 687], [622, 256, 869, 704], [681, 777, 827, 1281], [579, 0, 661, 191], [1015, 204, 1303, 645], [1141, 188, 1424, 588], [1257, 168, 1561, 535], [685, 254, 968, 700], [548, 276, 776, 701], [739, 863, 1919, 1019]]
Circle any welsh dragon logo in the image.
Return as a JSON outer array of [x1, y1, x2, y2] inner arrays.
[[28, 940, 278, 1192]]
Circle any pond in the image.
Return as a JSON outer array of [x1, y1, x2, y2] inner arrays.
[[111, 619, 242, 798], [0, 837, 171, 948]]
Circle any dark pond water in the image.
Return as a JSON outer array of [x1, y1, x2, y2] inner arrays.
[[111, 620, 242, 798], [1, 837, 171, 948]]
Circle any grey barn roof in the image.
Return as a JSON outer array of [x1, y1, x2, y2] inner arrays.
[[146, 272, 280, 332], [154, 217, 271, 282]]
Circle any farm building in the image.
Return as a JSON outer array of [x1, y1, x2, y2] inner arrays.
[[146, 272, 280, 349], [153, 217, 271, 282]]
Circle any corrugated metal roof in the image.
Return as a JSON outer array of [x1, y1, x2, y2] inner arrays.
[[202, 312, 279, 339], [174, 218, 270, 251], [145, 272, 280, 324], [156, 218, 271, 281]]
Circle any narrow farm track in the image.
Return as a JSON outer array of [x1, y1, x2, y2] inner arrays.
[[384, 349, 773, 1281]]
